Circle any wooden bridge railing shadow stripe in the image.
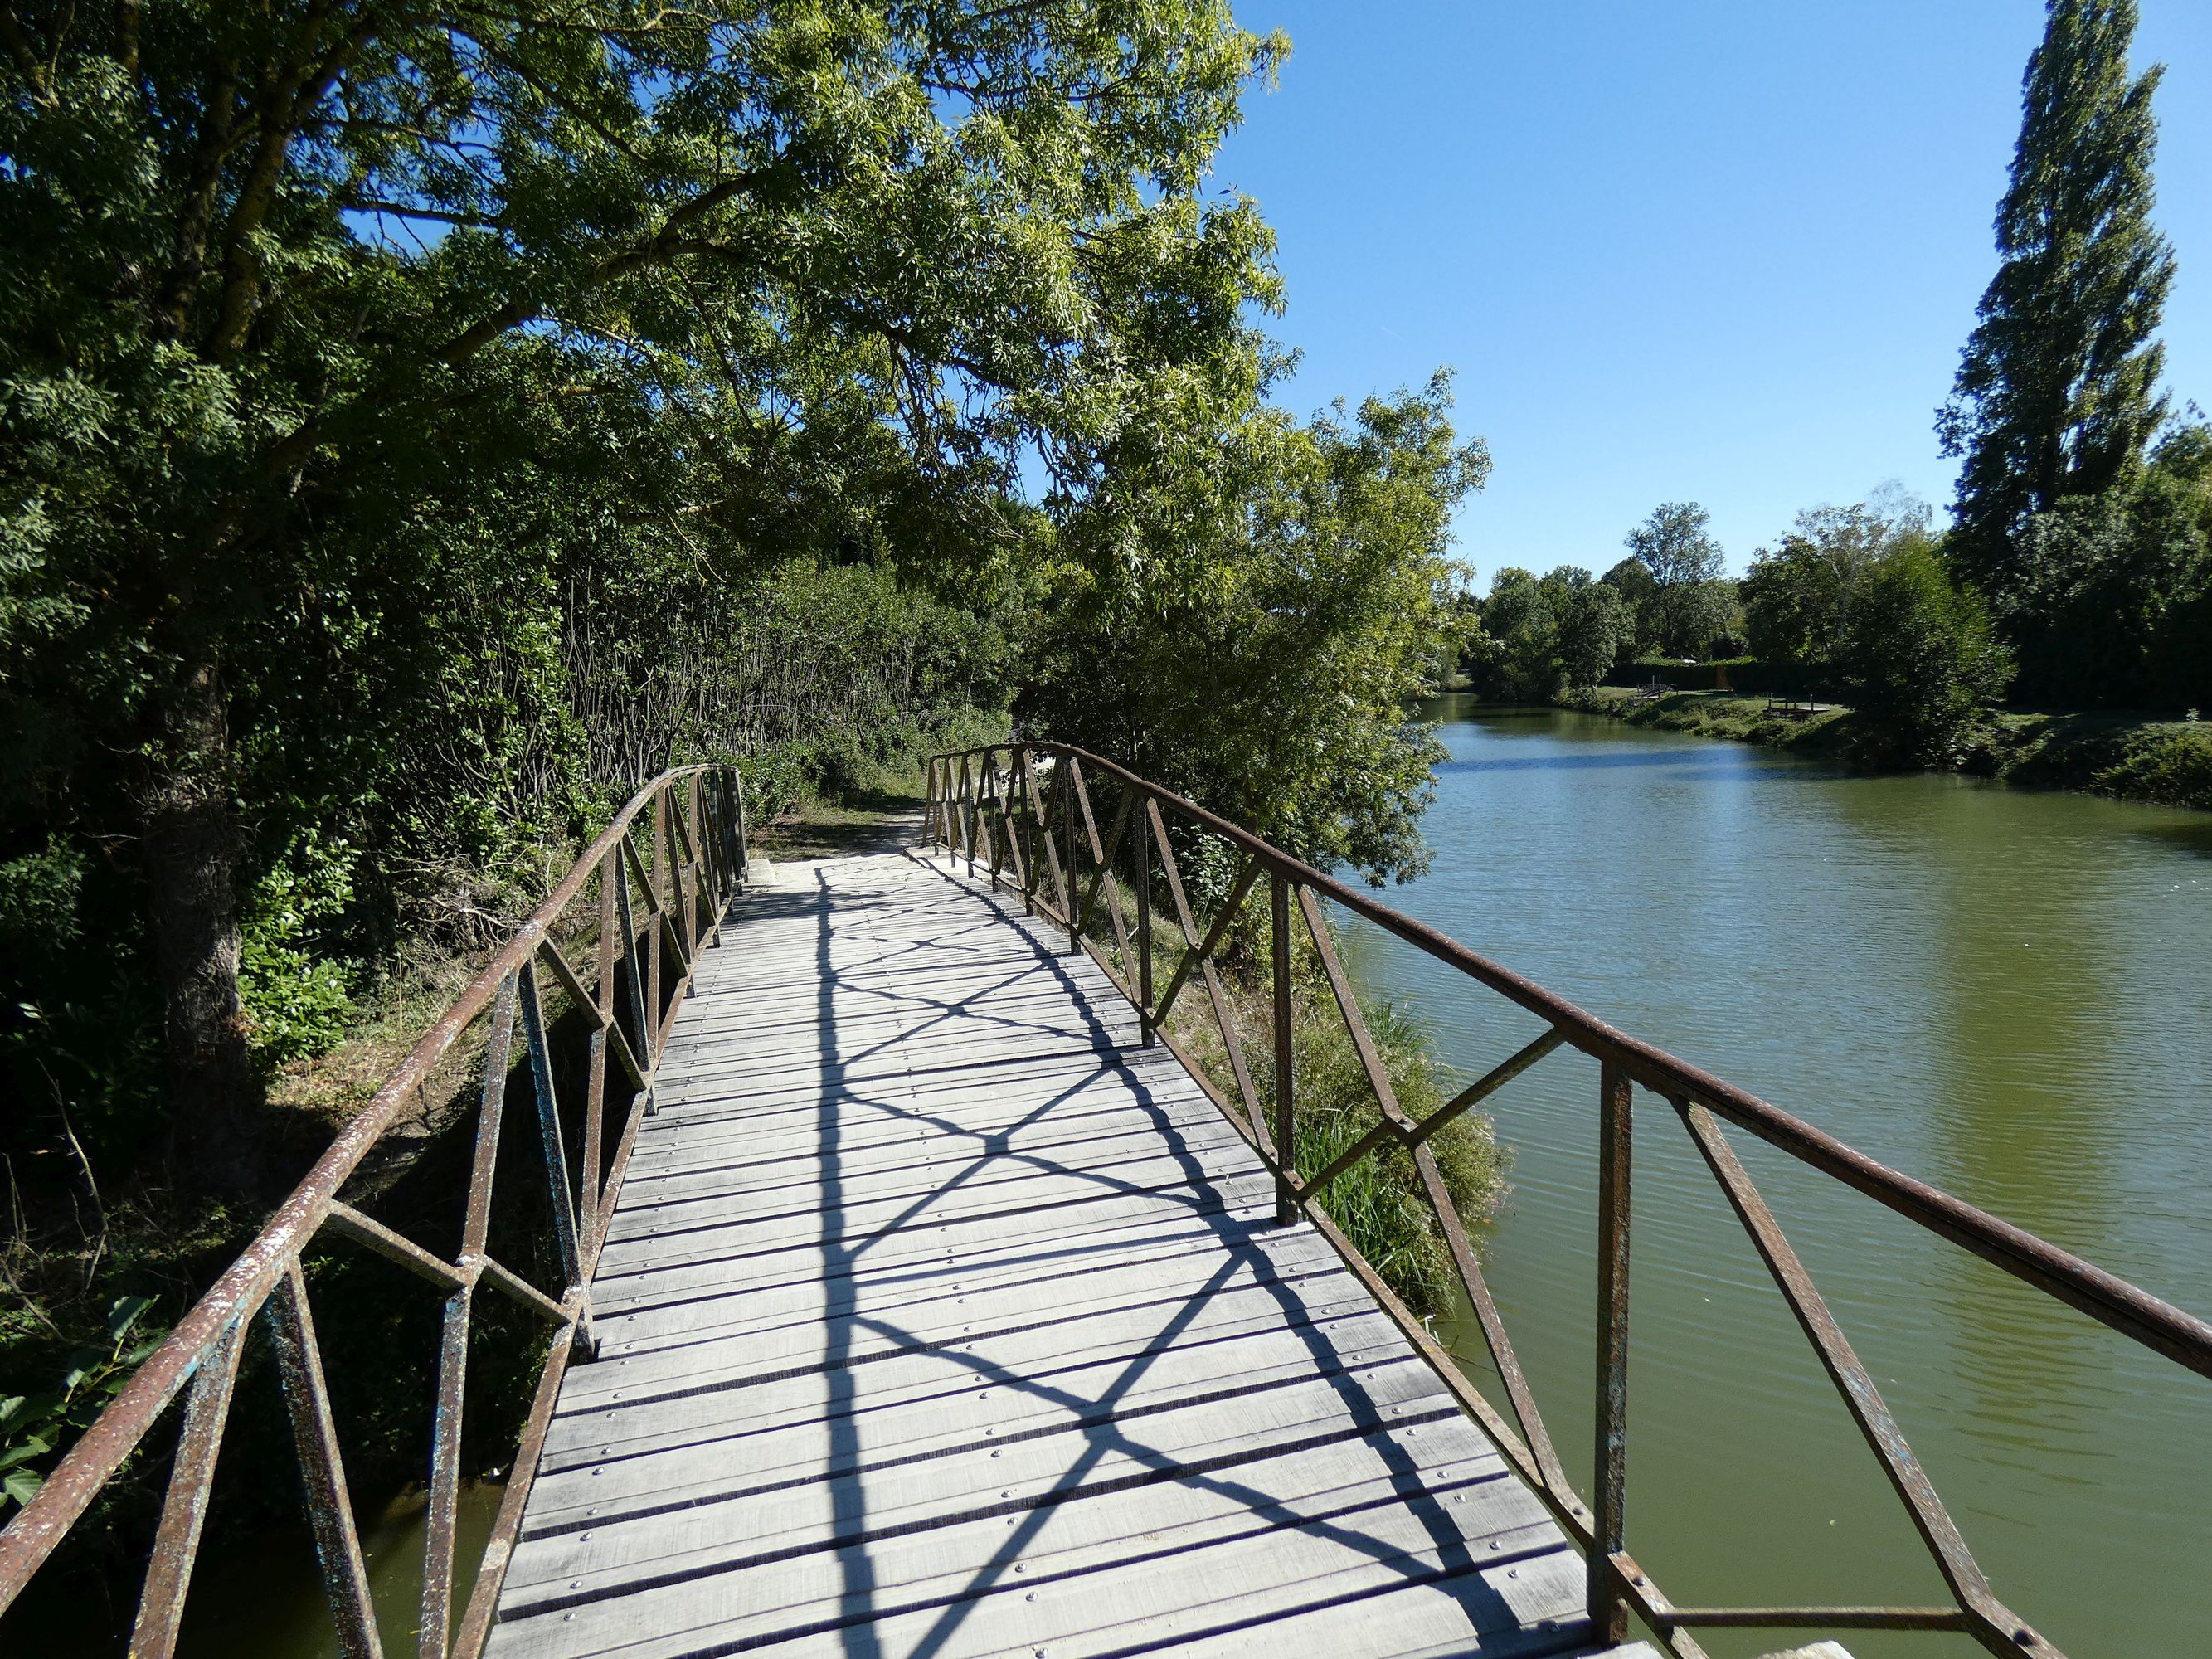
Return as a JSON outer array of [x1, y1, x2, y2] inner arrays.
[[923, 740, 2212, 1659], [0, 765, 747, 1659]]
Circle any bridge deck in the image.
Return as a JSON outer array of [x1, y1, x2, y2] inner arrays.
[[485, 845, 1603, 1659]]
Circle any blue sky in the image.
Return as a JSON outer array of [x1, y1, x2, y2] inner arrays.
[[1213, 2, 2212, 583]]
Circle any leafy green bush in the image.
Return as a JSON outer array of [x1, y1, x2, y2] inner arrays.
[[1845, 544, 2015, 762], [238, 833, 359, 1071], [1, 1297, 164, 1514]]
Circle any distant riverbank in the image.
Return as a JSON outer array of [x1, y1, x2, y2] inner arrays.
[[1556, 685, 2212, 811]]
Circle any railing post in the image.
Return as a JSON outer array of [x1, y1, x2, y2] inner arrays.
[[1135, 795, 1153, 1044], [985, 753, 1004, 891], [1016, 752, 1034, 914], [581, 851, 613, 1245], [733, 767, 749, 888], [648, 789, 666, 1044], [1062, 762, 1080, 957], [1591, 1059, 1632, 1646], [960, 754, 975, 875], [265, 1262, 384, 1659], [1271, 873, 1294, 1224]]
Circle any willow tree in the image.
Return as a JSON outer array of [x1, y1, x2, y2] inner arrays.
[[0, 1, 1283, 1192], [1939, 0, 2175, 602]]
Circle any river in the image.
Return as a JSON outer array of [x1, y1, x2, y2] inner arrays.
[[1334, 699, 2212, 1658]]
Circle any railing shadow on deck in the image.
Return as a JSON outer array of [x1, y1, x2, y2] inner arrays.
[[0, 765, 748, 1659], [781, 858, 1532, 1655], [921, 740, 2212, 1659]]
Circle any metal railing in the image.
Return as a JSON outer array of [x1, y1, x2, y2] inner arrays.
[[0, 765, 747, 1659], [923, 741, 2212, 1659]]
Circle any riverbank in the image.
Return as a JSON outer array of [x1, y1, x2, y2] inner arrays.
[[1558, 685, 2212, 810]]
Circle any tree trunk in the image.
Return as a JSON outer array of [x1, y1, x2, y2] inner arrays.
[[142, 660, 265, 1198]]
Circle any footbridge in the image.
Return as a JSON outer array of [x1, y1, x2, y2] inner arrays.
[[2, 750, 2207, 1659]]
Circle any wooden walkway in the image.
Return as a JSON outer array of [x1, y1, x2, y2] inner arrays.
[[483, 844, 1620, 1659]]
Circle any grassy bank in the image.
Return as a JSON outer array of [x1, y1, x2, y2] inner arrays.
[[1559, 686, 2212, 810]]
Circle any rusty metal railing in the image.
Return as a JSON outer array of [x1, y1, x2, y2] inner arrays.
[[924, 742, 2212, 1659], [0, 764, 747, 1659]]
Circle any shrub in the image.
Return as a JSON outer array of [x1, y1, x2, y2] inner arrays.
[[238, 833, 360, 1072], [1845, 544, 2015, 762]]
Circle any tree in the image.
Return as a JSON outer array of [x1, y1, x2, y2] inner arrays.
[[1464, 567, 1553, 703], [0, 1, 1282, 1191], [1675, 578, 1744, 659], [1599, 557, 1659, 656], [2009, 436, 2212, 708], [1024, 375, 1488, 885], [1743, 544, 1843, 668], [1625, 503, 1725, 654], [1938, 0, 2176, 602], [1554, 581, 1627, 688], [1742, 492, 1933, 668], [1845, 541, 2016, 761]]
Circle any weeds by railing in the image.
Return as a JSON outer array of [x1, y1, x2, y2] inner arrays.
[[924, 741, 2212, 1659], [0, 766, 746, 1659]]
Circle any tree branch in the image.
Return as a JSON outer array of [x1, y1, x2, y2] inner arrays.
[[0, 7, 48, 94], [206, 3, 385, 361], [339, 197, 503, 229], [433, 163, 776, 366]]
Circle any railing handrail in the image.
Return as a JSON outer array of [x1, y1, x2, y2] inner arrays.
[[936, 740, 2212, 1375], [0, 761, 746, 1654], [922, 738, 2210, 1659]]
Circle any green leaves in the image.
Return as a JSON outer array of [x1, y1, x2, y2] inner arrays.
[[1942, 0, 2176, 598], [0, 1294, 165, 1517], [1844, 538, 2015, 764], [1028, 374, 1485, 885]]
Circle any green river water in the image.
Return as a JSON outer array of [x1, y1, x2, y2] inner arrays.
[[1342, 700, 2212, 1658]]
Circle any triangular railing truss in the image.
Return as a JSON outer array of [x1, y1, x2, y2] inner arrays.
[[921, 741, 2212, 1659], [0, 767, 751, 1659]]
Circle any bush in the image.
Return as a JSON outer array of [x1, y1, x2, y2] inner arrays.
[[2010, 471, 2212, 709], [237, 833, 360, 1072], [1845, 545, 2015, 762]]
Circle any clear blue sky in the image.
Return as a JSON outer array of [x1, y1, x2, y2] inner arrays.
[[1213, 1, 2212, 582]]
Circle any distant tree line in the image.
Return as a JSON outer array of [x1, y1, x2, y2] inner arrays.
[[1471, 0, 2209, 761], [1463, 500, 1743, 703]]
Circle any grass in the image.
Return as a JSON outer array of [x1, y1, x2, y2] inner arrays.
[[1081, 887, 1507, 1322], [1559, 685, 1855, 754], [1559, 685, 2212, 810]]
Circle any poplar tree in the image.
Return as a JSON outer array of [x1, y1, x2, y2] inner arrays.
[[1938, 0, 2175, 602]]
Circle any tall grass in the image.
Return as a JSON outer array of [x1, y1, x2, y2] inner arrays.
[[1077, 868, 1507, 1321]]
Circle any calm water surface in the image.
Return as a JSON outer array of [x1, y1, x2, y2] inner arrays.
[[1339, 700, 2212, 1658]]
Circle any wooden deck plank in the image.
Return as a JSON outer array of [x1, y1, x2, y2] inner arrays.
[[484, 848, 1587, 1659]]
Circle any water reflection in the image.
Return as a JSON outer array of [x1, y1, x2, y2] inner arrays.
[[1354, 703, 2212, 1659], [177, 1483, 503, 1659]]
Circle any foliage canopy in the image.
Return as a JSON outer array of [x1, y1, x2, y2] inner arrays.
[[0, 2, 1486, 1195], [1940, 0, 2174, 601]]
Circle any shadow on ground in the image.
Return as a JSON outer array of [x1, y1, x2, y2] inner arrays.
[[759, 791, 926, 860]]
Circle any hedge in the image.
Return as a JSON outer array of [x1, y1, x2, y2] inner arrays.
[[1604, 658, 1840, 696]]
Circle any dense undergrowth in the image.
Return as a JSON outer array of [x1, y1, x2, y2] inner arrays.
[[0, 703, 1003, 1637]]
